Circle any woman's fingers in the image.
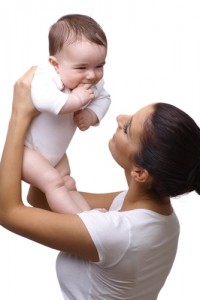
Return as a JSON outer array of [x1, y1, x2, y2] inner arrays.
[[12, 66, 38, 118]]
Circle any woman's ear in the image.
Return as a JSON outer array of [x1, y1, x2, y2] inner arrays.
[[131, 168, 149, 183], [48, 56, 59, 72]]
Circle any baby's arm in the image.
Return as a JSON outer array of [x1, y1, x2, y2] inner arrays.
[[59, 84, 95, 114], [74, 79, 111, 130], [73, 108, 98, 131], [31, 66, 95, 114], [86, 80, 111, 121]]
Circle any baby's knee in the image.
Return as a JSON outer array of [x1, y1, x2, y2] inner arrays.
[[44, 170, 65, 191], [63, 175, 77, 191]]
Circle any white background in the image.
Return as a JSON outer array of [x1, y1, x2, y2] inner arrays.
[[0, 0, 200, 299]]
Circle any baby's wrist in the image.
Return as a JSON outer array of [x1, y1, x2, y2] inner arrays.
[[84, 108, 99, 125]]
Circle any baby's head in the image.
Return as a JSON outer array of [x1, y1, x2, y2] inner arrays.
[[48, 14, 107, 89], [48, 14, 107, 56]]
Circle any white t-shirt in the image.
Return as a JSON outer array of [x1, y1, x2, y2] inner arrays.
[[56, 191, 180, 300], [25, 65, 111, 166]]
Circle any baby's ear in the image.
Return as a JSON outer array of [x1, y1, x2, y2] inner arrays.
[[131, 168, 149, 183], [48, 56, 59, 71]]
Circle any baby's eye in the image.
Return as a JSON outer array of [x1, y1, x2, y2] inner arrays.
[[75, 67, 86, 70]]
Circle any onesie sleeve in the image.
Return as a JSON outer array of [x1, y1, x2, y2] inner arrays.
[[31, 65, 70, 114], [79, 210, 130, 267], [86, 79, 111, 121]]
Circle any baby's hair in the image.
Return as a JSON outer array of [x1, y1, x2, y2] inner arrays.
[[49, 14, 107, 55]]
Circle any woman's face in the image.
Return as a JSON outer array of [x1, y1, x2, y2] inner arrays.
[[109, 104, 154, 171]]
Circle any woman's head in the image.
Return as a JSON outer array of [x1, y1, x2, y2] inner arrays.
[[110, 103, 200, 198], [48, 14, 107, 56]]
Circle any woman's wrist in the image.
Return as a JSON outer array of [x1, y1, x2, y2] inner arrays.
[[9, 112, 32, 137]]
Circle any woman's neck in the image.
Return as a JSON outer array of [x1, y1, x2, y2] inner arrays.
[[120, 184, 173, 216]]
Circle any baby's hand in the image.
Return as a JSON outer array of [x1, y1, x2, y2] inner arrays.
[[68, 84, 95, 111], [74, 108, 99, 131]]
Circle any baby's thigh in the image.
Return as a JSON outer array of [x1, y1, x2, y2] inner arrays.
[[55, 154, 71, 177], [23, 146, 57, 187], [56, 155, 77, 190]]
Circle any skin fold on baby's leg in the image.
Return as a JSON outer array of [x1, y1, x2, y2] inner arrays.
[[55, 154, 91, 211]]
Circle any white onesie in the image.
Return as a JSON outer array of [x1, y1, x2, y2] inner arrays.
[[25, 65, 111, 166]]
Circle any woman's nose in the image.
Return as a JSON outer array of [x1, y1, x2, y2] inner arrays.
[[116, 115, 130, 128], [116, 115, 124, 128]]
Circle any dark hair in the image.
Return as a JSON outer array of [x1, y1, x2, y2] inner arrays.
[[134, 102, 200, 197], [48, 14, 107, 55]]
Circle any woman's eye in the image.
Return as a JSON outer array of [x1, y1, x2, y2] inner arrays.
[[123, 122, 130, 134]]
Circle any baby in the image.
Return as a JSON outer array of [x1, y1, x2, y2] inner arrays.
[[23, 14, 111, 213]]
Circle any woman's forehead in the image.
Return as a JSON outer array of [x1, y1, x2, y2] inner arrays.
[[133, 103, 154, 124]]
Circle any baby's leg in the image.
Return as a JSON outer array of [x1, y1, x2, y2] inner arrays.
[[23, 147, 83, 213], [55, 154, 76, 191], [55, 154, 91, 211]]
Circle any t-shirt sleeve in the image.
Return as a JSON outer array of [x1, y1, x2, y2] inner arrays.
[[79, 210, 130, 267]]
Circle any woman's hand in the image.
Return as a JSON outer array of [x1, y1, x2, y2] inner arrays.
[[12, 66, 38, 122]]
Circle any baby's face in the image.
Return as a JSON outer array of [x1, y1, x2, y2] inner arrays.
[[54, 40, 107, 90]]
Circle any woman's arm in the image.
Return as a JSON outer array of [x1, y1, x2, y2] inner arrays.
[[27, 186, 52, 210], [0, 67, 98, 262]]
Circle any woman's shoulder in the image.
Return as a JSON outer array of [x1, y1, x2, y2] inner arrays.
[[109, 190, 127, 211]]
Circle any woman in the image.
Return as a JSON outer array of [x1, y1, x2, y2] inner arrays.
[[0, 67, 200, 299]]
